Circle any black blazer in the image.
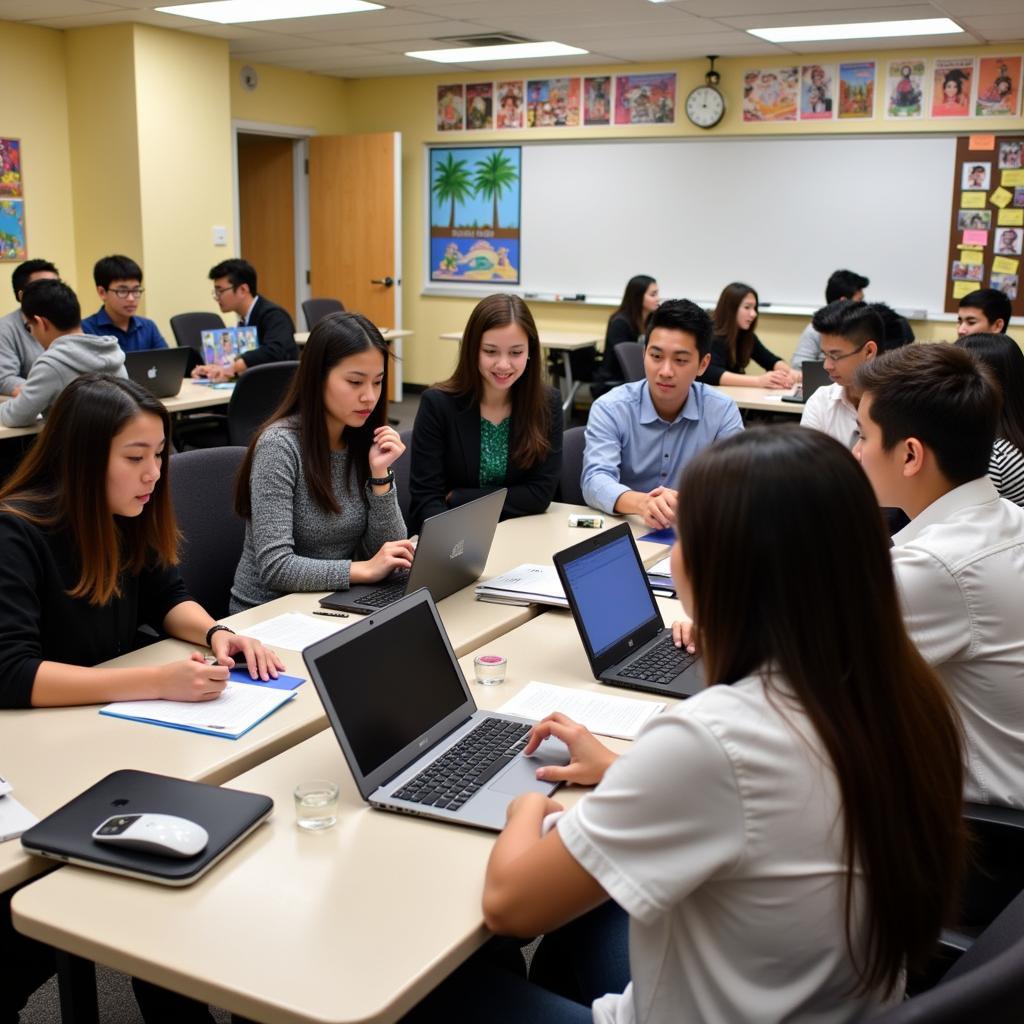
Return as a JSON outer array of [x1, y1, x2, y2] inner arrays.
[[241, 296, 298, 368], [409, 387, 563, 535]]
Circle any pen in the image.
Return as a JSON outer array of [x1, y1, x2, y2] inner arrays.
[[204, 724, 227, 730], [313, 610, 349, 618]]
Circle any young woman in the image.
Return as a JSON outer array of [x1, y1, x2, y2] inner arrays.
[[408, 294, 562, 535], [407, 428, 966, 1023], [704, 281, 797, 388], [592, 275, 660, 390], [230, 312, 410, 612], [956, 332, 1024, 506]]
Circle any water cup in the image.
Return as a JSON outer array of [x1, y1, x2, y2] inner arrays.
[[293, 780, 339, 831], [474, 654, 508, 686]]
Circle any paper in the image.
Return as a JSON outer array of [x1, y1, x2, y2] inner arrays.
[[969, 135, 995, 151], [959, 249, 984, 265], [476, 565, 568, 607], [993, 256, 1020, 275], [961, 191, 986, 209], [229, 668, 305, 691], [500, 681, 665, 740], [241, 612, 348, 650], [963, 229, 989, 246], [999, 208, 1024, 227], [0, 795, 39, 843], [1002, 169, 1024, 187], [953, 281, 978, 299], [639, 527, 676, 545], [991, 186, 1013, 209], [647, 555, 672, 577], [957, 243, 984, 251]]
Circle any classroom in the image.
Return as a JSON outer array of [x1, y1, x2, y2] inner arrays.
[[2, 1, 1024, 1022]]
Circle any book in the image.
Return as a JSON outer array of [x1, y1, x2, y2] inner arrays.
[[475, 564, 568, 608], [199, 326, 258, 367]]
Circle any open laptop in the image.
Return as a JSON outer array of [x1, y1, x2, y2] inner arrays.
[[782, 359, 831, 404], [554, 524, 704, 699], [303, 589, 569, 831], [124, 347, 191, 398], [320, 488, 506, 613]]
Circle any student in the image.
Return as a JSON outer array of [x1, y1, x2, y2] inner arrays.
[[407, 429, 965, 1023], [955, 333, 1024, 507], [230, 312, 410, 612], [0, 258, 57, 396], [957, 287, 1013, 336], [855, 344, 1024, 806], [703, 281, 796, 388], [0, 280, 127, 428], [193, 258, 298, 381], [582, 299, 743, 527], [791, 268, 869, 368], [591, 274, 659, 392], [408, 294, 562, 535], [81, 254, 167, 353]]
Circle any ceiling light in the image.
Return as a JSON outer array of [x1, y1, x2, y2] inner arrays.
[[748, 18, 962, 44], [155, 0, 383, 24], [405, 41, 588, 63]]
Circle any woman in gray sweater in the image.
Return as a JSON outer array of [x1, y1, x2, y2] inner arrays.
[[230, 312, 412, 612]]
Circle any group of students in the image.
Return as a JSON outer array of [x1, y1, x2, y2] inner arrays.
[[0, 267, 1023, 1022]]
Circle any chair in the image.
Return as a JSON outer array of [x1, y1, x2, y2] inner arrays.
[[614, 341, 645, 382], [557, 426, 586, 505], [170, 312, 225, 353], [392, 429, 413, 530], [170, 447, 247, 620], [302, 298, 345, 331], [227, 361, 298, 447]]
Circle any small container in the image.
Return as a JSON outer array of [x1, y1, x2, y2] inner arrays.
[[293, 780, 339, 831], [473, 654, 508, 686], [568, 513, 604, 529]]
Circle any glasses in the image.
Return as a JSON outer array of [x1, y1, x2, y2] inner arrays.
[[212, 285, 236, 298], [821, 342, 867, 364], [108, 287, 144, 299]]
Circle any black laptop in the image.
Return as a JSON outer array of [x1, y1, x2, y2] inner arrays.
[[553, 524, 704, 699], [782, 359, 830, 404], [124, 347, 191, 398]]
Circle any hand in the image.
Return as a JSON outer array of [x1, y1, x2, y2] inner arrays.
[[350, 539, 416, 584], [190, 364, 210, 379], [205, 362, 237, 382], [762, 369, 795, 389], [368, 426, 406, 478], [155, 652, 229, 701], [505, 791, 564, 823], [671, 614, 697, 654], [640, 486, 677, 530], [210, 631, 285, 682], [523, 713, 618, 786]]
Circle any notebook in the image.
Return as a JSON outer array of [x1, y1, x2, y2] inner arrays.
[[303, 589, 569, 831], [782, 359, 831, 404], [554, 524, 704, 699], [124, 347, 191, 398]]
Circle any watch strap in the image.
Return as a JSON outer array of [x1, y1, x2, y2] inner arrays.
[[368, 469, 395, 487], [206, 624, 235, 647]]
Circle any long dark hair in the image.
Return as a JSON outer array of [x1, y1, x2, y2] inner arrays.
[[235, 312, 390, 518], [612, 274, 656, 337], [712, 281, 758, 370], [437, 293, 551, 469], [0, 373, 179, 605], [676, 428, 965, 997], [955, 333, 1024, 453]]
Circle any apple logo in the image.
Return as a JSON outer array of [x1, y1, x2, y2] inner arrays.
[[147, 366, 157, 380]]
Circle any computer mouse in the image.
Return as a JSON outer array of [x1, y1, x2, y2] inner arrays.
[[91, 813, 209, 858]]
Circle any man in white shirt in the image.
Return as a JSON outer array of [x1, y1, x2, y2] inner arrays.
[[855, 344, 1024, 807]]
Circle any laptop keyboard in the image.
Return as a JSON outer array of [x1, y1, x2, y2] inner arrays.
[[356, 571, 411, 608], [620, 635, 696, 685], [393, 718, 531, 811]]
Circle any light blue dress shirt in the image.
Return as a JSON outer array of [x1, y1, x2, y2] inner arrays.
[[581, 380, 744, 514]]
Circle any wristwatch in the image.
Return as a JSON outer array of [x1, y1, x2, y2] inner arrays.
[[206, 624, 235, 647], [368, 469, 395, 488]]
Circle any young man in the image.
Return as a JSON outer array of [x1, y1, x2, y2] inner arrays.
[[956, 287, 1012, 337], [81, 254, 167, 353], [0, 259, 58, 396], [194, 258, 297, 381], [581, 299, 743, 528], [855, 344, 1024, 807], [790, 268, 869, 369], [0, 280, 127, 428]]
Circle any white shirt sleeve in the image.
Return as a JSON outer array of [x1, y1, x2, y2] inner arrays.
[[799, 386, 828, 432]]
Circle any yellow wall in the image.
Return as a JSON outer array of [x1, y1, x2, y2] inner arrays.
[[230, 59, 349, 135]]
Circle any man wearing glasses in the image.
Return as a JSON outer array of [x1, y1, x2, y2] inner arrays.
[[81, 254, 167, 353]]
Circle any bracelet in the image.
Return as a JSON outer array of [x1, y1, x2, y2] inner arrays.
[[206, 624, 235, 648], [368, 468, 395, 488]]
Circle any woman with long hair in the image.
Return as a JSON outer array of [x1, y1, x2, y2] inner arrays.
[[592, 275, 659, 391], [409, 294, 562, 534], [407, 428, 965, 1023], [704, 281, 797, 388], [230, 311, 410, 612]]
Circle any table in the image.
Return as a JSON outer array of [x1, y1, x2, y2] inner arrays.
[[716, 385, 804, 415]]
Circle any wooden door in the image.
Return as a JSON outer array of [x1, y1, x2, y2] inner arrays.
[[238, 134, 296, 319]]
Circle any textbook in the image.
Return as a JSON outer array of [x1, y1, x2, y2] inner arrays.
[[475, 564, 568, 608], [200, 326, 258, 367]]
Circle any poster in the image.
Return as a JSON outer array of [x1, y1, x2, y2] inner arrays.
[[613, 73, 676, 124], [976, 56, 1022, 117], [999, 141, 1022, 169], [584, 76, 612, 126], [838, 62, 875, 119], [743, 67, 798, 122], [0, 199, 26, 262], [436, 84, 464, 132], [429, 146, 521, 284], [800, 64, 834, 120], [0, 139, 22, 198], [997, 227, 1023, 255], [465, 83, 493, 130], [886, 59, 925, 119], [526, 78, 581, 127], [962, 162, 991, 190], [951, 259, 985, 282], [931, 57, 973, 118], [958, 208, 992, 231], [496, 81, 524, 130], [991, 272, 1019, 299]]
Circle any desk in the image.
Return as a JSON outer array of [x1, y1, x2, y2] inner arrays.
[[296, 329, 414, 403], [716, 385, 804, 415]]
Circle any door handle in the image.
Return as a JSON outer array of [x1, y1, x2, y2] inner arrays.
[[370, 276, 394, 288]]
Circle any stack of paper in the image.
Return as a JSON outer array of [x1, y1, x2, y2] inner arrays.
[[475, 564, 568, 608], [646, 555, 676, 595], [0, 773, 39, 842], [240, 611, 348, 650]]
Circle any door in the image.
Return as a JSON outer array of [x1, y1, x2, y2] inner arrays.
[[309, 132, 402, 397]]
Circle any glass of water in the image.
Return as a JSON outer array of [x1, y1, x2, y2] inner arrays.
[[474, 654, 508, 686], [293, 780, 339, 831]]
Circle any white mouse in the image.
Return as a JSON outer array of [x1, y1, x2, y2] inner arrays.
[[92, 813, 209, 858]]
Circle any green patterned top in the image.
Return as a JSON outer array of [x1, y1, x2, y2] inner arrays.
[[479, 416, 510, 486]]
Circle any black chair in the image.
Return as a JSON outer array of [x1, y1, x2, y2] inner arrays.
[[614, 341, 645, 382], [557, 426, 586, 505], [302, 298, 345, 331], [169, 312, 225, 353], [170, 447, 247, 620], [392, 429, 413, 531], [227, 361, 299, 447]]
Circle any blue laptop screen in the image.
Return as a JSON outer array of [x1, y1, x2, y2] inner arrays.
[[561, 534, 658, 658]]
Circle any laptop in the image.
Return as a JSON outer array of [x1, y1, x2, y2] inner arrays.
[[320, 488, 506, 613], [303, 589, 569, 831], [782, 359, 831, 404], [124, 347, 191, 398], [553, 524, 704, 699]]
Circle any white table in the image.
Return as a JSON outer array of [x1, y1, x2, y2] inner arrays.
[[716, 385, 804, 415]]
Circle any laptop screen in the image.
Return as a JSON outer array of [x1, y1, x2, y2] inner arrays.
[[561, 533, 659, 658], [310, 599, 468, 777]]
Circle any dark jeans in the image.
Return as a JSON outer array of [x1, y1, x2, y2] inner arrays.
[[0, 888, 57, 1024]]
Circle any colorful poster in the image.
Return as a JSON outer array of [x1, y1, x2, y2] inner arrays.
[[436, 84, 464, 132], [584, 76, 612, 126], [999, 141, 1022, 169], [952, 259, 985, 282], [800, 64, 834, 120], [743, 67, 798, 122], [996, 227, 1023, 255], [991, 272, 1019, 299], [976, 56, 1022, 117], [962, 162, 991, 190], [958, 208, 992, 231], [429, 146, 521, 284], [0, 139, 22, 198], [526, 78, 581, 127], [931, 57, 973, 118], [838, 61, 875, 119], [1015, 187, 1024, 208], [496, 81, 524, 130], [465, 83, 493, 131], [613, 73, 676, 124], [886, 59, 925, 118], [0, 199, 26, 262]]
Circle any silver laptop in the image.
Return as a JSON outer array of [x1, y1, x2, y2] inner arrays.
[[319, 488, 506, 613], [124, 347, 191, 398], [303, 589, 569, 831], [782, 359, 831, 404]]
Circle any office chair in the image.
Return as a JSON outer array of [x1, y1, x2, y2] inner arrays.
[[170, 312, 225, 352], [302, 297, 345, 331], [227, 361, 298, 447], [614, 341, 645, 382], [557, 426, 586, 505]]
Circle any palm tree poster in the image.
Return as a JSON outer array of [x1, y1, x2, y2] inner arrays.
[[430, 146, 521, 284]]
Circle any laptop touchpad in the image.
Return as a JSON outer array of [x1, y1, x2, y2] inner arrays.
[[490, 738, 569, 795]]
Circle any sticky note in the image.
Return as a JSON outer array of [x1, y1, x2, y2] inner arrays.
[[993, 256, 1020, 275], [963, 229, 989, 246], [969, 135, 995, 151], [958, 243, 985, 251], [953, 281, 978, 298], [991, 187, 1013, 209], [998, 208, 1024, 227], [961, 191, 986, 209], [1003, 169, 1024, 187], [959, 249, 984, 265]]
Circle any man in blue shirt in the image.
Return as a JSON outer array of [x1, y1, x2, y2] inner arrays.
[[81, 254, 167, 353], [582, 299, 743, 528]]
